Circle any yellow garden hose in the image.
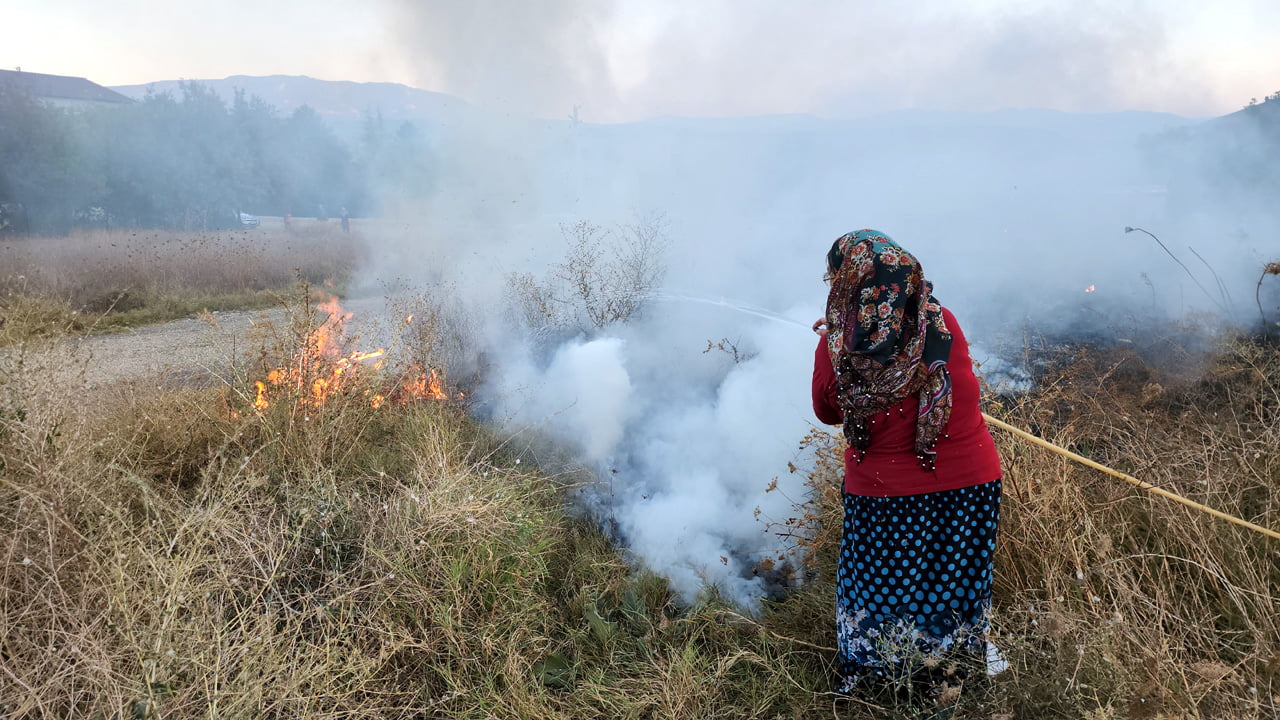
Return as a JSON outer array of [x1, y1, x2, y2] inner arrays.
[[982, 413, 1280, 542]]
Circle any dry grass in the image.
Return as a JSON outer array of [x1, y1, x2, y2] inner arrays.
[[0, 290, 834, 720], [2, 252, 1279, 717], [0, 226, 366, 343], [769, 331, 1280, 718], [985, 335, 1280, 719]]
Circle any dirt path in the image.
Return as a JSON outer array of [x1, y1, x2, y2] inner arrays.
[[42, 297, 389, 387]]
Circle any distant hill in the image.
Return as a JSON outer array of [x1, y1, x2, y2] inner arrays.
[[1211, 93, 1280, 126], [1148, 93, 1280, 216], [110, 74, 469, 126]]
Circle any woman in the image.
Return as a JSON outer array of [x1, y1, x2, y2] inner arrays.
[[811, 229, 1003, 699]]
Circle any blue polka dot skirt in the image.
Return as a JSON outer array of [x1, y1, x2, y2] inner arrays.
[[835, 480, 1001, 693]]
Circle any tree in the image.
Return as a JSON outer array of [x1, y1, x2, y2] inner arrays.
[[1, 80, 371, 232], [507, 215, 670, 336], [358, 112, 433, 215], [0, 83, 98, 233]]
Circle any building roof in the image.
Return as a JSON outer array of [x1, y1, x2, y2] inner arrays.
[[0, 69, 133, 104]]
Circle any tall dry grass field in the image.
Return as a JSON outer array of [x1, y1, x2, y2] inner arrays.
[[0, 226, 365, 342], [1, 240, 1277, 718], [987, 335, 1280, 719]]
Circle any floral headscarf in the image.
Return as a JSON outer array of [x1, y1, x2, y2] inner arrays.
[[824, 229, 953, 471]]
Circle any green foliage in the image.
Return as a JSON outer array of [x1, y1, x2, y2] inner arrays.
[[0, 80, 418, 233], [0, 83, 100, 234]]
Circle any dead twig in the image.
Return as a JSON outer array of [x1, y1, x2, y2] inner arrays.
[[1257, 261, 1280, 330], [1124, 227, 1226, 314]]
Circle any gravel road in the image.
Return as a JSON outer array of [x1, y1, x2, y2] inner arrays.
[[41, 296, 390, 387]]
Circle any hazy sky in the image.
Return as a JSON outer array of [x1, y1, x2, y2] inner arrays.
[[7, 0, 1278, 121]]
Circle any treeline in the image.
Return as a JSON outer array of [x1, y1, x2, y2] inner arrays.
[[0, 81, 432, 234]]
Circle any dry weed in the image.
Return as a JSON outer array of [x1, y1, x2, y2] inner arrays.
[[0, 289, 832, 720]]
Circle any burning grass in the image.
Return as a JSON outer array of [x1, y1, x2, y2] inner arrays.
[[246, 293, 447, 415], [1, 281, 1278, 717], [0, 225, 366, 344], [0, 287, 835, 719]]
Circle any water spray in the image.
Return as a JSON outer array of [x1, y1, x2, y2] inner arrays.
[[645, 292, 810, 330]]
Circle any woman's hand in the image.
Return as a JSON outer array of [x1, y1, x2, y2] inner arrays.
[[812, 318, 830, 336]]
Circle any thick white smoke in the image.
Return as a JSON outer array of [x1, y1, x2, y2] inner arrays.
[[351, 2, 1279, 608], [485, 304, 818, 605], [354, 107, 1277, 608], [379, 0, 1279, 121], [495, 337, 634, 465]]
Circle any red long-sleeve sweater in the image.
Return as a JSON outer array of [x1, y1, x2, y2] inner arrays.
[[812, 307, 1002, 497]]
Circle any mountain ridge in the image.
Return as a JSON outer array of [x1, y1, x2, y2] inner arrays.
[[110, 74, 468, 123], [110, 74, 1203, 131]]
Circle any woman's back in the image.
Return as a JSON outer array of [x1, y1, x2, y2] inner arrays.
[[812, 307, 1001, 496]]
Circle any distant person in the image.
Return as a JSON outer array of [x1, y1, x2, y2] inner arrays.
[[317, 204, 328, 222], [283, 212, 292, 230], [811, 229, 1004, 709], [340, 206, 350, 233]]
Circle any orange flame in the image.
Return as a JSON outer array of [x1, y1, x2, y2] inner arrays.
[[396, 365, 447, 404], [1085, 285, 1096, 293], [247, 296, 447, 413], [312, 297, 352, 360]]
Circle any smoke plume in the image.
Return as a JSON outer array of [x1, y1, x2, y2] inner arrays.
[[354, 1, 1280, 607]]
